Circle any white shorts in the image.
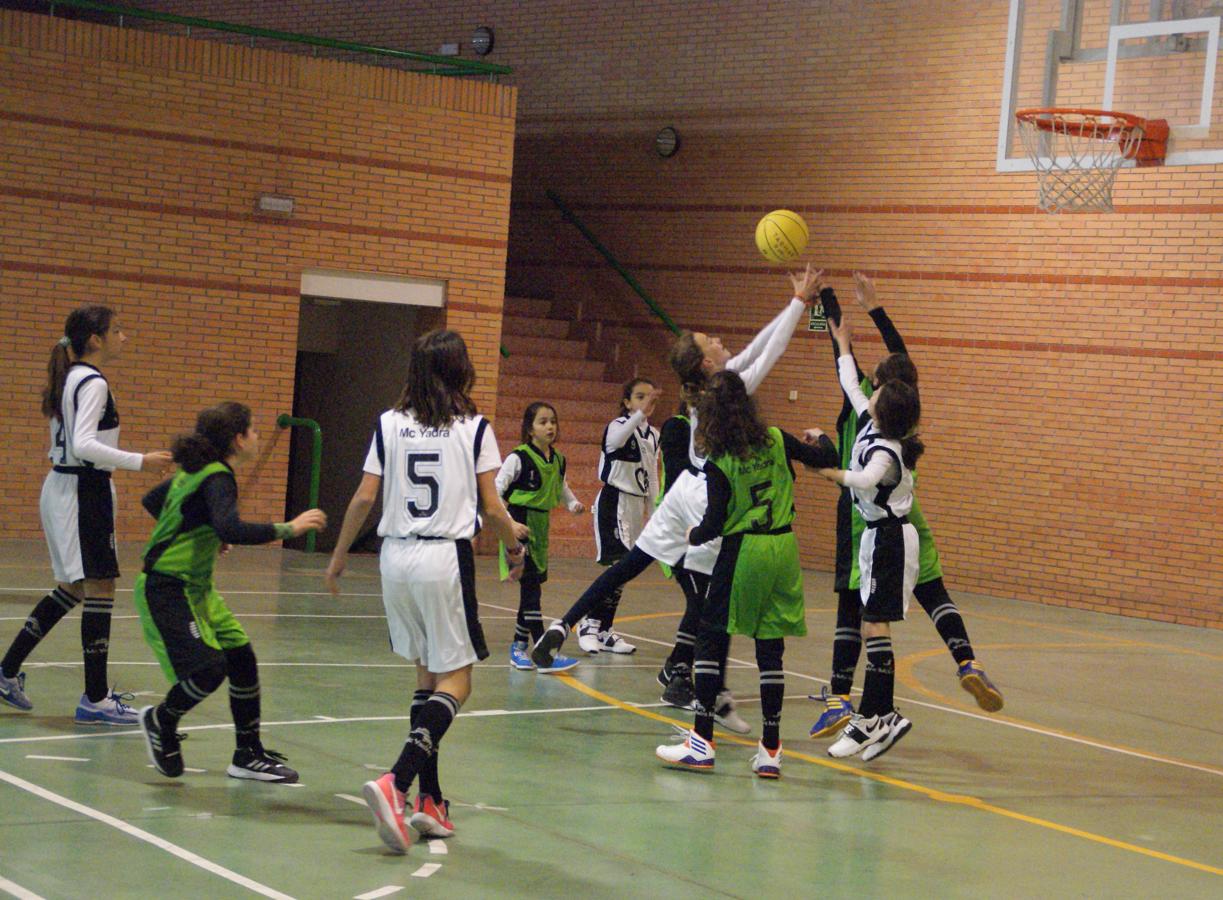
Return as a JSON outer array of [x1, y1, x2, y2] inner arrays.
[[593, 486, 648, 565], [40, 468, 119, 584], [859, 521, 919, 622], [379, 536, 487, 674], [635, 470, 722, 575]]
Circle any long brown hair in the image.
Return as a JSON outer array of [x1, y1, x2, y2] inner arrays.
[[42, 305, 115, 420], [669, 330, 707, 413], [395, 329, 477, 428], [172, 402, 252, 473], [873, 380, 924, 469], [617, 377, 655, 416], [693, 371, 771, 460]]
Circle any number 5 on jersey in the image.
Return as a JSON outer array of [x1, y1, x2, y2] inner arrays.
[[405, 450, 441, 518]]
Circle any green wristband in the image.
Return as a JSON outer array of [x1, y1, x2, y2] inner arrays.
[[273, 523, 295, 539]]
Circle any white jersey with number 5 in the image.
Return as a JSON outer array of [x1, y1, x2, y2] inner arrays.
[[363, 409, 501, 540]]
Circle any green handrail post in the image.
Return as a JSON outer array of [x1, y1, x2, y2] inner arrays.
[[37, 0, 512, 78], [545, 190, 681, 336], [500, 344, 510, 358], [277, 414, 322, 554]]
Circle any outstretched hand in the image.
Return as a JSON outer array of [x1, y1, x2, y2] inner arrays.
[[853, 271, 879, 311], [789, 263, 826, 304], [828, 312, 852, 351]]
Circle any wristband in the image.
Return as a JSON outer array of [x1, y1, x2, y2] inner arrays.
[[273, 522, 295, 539]]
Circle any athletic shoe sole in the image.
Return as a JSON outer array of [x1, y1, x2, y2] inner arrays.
[[655, 752, 714, 771], [754, 765, 781, 779], [537, 659, 580, 675], [225, 764, 299, 784], [409, 812, 455, 838], [808, 711, 853, 739], [74, 712, 141, 726], [362, 780, 411, 854], [0, 695, 32, 712], [862, 718, 913, 762], [960, 674, 1004, 712]]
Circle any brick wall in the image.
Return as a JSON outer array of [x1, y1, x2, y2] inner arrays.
[[0, 10, 516, 543], [25, 3, 1223, 628]]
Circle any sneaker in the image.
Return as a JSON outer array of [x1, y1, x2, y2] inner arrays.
[[139, 705, 184, 778], [0, 670, 32, 712], [362, 773, 412, 854], [576, 618, 602, 654], [227, 746, 299, 783], [660, 663, 696, 710], [509, 642, 535, 671], [531, 623, 568, 669], [751, 741, 782, 779], [713, 690, 751, 735], [958, 660, 1004, 712], [598, 630, 636, 654], [809, 686, 855, 738], [861, 710, 912, 762], [655, 728, 715, 771], [75, 690, 140, 725], [828, 713, 890, 759], [537, 655, 581, 674], [410, 794, 455, 838]]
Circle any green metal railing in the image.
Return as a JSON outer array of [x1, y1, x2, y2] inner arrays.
[[545, 190, 681, 336], [277, 414, 322, 553], [40, 0, 511, 79]]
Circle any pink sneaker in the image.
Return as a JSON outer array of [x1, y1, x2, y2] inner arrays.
[[410, 794, 455, 838], [362, 773, 412, 853]]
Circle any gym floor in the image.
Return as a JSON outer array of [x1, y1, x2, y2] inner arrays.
[[0, 541, 1219, 899]]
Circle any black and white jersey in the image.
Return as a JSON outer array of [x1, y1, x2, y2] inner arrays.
[[363, 409, 502, 540], [598, 414, 660, 497], [48, 364, 142, 471], [848, 419, 914, 523]]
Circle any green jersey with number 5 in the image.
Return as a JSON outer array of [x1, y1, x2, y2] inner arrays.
[[711, 427, 794, 536]]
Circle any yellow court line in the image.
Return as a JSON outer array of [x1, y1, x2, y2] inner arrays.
[[895, 642, 1223, 778], [555, 675, 1223, 878], [617, 607, 833, 625]]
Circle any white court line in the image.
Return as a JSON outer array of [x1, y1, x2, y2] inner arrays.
[[25, 755, 89, 762], [354, 886, 403, 899], [410, 865, 440, 879], [0, 587, 383, 598], [427, 840, 448, 856], [0, 768, 294, 899], [335, 793, 366, 807], [147, 765, 206, 774], [0, 874, 45, 900]]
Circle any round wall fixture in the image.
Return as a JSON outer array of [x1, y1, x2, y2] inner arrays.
[[471, 26, 495, 56], [655, 126, 680, 158]]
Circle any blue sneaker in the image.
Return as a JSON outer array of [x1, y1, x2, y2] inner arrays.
[[536, 655, 580, 674], [75, 690, 140, 725], [509, 642, 535, 671], [809, 686, 854, 738], [958, 660, 1004, 712], [0, 670, 32, 711]]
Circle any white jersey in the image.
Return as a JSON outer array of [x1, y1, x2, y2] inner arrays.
[[48, 364, 142, 472], [848, 419, 914, 523], [598, 414, 660, 498], [634, 468, 721, 575], [363, 409, 501, 540]]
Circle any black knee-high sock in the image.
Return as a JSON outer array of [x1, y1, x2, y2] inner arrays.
[[392, 691, 460, 795], [1, 588, 80, 678], [224, 644, 261, 750], [561, 547, 654, 629], [157, 661, 227, 731], [859, 634, 895, 719], [410, 689, 443, 801], [693, 627, 729, 741], [81, 596, 114, 702], [914, 579, 974, 665], [514, 566, 544, 644], [830, 589, 863, 696], [666, 568, 704, 669], [755, 638, 785, 751], [597, 585, 624, 633]]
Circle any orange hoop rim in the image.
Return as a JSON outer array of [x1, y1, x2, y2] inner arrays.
[[1015, 107, 1147, 139]]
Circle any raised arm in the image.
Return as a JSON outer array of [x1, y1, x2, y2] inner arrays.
[[658, 417, 692, 497], [854, 272, 907, 356], [604, 410, 647, 451], [830, 315, 871, 415], [729, 268, 819, 395]]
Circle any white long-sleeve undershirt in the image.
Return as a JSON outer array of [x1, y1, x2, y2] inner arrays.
[[495, 451, 581, 511], [71, 378, 142, 471], [604, 409, 647, 452], [839, 450, 898, 490]]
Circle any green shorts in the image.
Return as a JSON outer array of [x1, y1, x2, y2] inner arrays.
[[713, 531, 807, 640], [133, 571, 249, 683], [500, 507, 551, 581]]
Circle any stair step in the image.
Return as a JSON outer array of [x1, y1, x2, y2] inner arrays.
[[504, 296, 555, 317], [501, 317, 570, 339], [498, 374, 623, 403], [501, 354, 606, 380], [501, 333, 589, 359]]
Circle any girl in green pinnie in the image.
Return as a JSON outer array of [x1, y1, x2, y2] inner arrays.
[[497, 402, 585, 673]]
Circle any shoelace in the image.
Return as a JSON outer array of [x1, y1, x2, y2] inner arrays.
[[109, 688, 137, 713], [261, 748, 289, 764]]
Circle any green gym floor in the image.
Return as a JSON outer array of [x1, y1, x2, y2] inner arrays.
[[0, 541, 1219, 900]]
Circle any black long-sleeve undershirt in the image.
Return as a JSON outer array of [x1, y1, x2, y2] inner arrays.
[[659, 415, 694, 496], [688, 431, 838, 545], [821, 286, 908, 444], [142, 469, 278, 545]]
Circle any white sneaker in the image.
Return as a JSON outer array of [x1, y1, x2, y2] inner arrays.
[[751, 741, 782, 779], [713, 690, 751, 734], [75, 691, 140, 726], [598, 630, 636, 654], [861, 710, 912, 762], [576, 619, 602, 654], [827, 713, 890, 758], [655, 728, 715, 770]]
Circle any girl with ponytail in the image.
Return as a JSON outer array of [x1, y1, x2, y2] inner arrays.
[[0, 306, 172, 723]]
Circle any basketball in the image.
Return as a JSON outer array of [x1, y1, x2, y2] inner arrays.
[[755, 209, 808, 262]]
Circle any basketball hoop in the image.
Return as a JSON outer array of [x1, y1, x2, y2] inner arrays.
[[1015, 108, 1169, 213]]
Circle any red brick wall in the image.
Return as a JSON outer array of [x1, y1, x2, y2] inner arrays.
[[39, 3, 1223, 628], [0, 10, 516, 543]]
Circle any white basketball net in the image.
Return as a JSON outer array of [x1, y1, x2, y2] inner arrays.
[[1016, 112, 1145, 213]]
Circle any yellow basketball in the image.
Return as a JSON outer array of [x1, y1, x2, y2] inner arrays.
[[754, 210, 809, 263]]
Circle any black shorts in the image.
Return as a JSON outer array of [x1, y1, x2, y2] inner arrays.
[[861, 520, 917, 623]]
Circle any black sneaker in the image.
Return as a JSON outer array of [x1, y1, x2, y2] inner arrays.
[[227, 746, 299, 783], [660, 664, 696, 710], [531, 624, 567, 669], [139, 705, 184, 778], [656, 660, 675, 689]]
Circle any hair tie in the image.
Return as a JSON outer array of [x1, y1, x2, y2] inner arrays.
[[57, 336, 71, 348]]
